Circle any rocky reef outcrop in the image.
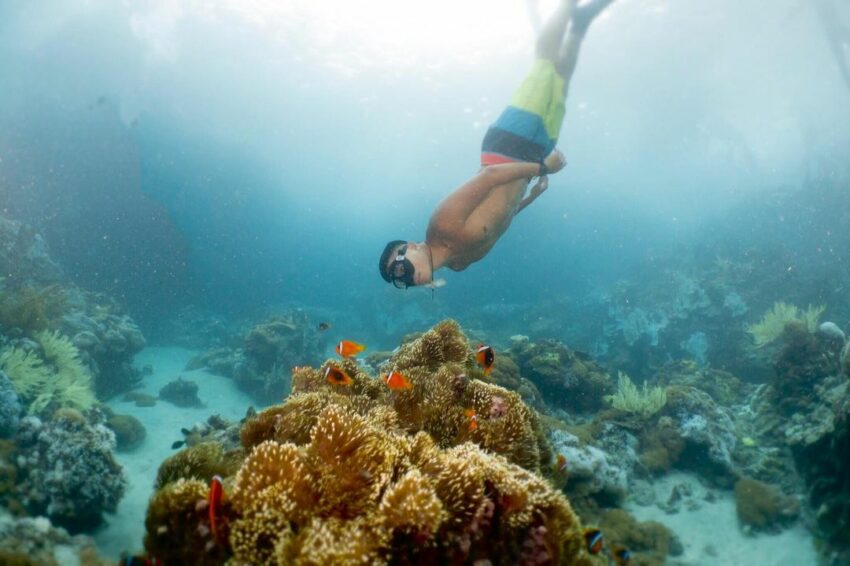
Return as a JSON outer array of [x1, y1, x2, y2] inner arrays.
[[10, 411, 126, 532], [186, 311, 324, 405], [507, 336, 613, 415]]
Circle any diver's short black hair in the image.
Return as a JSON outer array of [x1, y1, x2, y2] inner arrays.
[[379, 240, 406, 282]]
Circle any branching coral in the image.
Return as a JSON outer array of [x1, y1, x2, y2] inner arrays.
[[604, 371, 667, 418], [747, 301, 826, 347], [145, 320, 598, 565]]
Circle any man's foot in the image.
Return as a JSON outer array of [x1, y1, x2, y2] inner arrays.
[[570, 0, 616, 35]]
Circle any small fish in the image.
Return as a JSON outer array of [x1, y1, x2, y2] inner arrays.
[[325, 365, 354, 386], [612, 545, 631, 566], [583, 527, 604, 554], [336, 340, 366, 358], [171, 440, 185, 450], [384, 370, 412, 390], [318, 322, 331, 331], [180, 427, 191, 435], [209, 475, 225, 544], [465, 408, 479, 432], [476, 344, 495, 375], [555, 454, 568, 473]]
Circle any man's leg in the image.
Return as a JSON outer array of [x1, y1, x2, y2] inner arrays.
[[536, 0, 577, 62], [556, 0, 616, 84]]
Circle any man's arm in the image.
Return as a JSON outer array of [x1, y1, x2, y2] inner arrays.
[[431, 161, 541, 229], [516, 175, 548, 214], [432, 150, 566, 229]]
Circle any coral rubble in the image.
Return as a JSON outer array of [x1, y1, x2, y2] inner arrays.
[[145, 320, 598, 565]]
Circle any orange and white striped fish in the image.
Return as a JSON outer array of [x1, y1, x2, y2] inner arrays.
[[384, 370, 412, 390], [336, 340, 366, 358], [325, 365, 354, 386]]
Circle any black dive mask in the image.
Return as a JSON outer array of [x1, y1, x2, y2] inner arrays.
[[389, 245, 416, 289]]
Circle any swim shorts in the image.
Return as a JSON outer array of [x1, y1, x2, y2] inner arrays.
[[481, 59, 566, 166]]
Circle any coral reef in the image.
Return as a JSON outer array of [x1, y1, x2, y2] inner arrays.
[[13, 412, 126, 531], [60, 292, 146, 399], [159, 377, 203, 408], [0, 510, 110, 566], [0, 370, 21, 437], [155, 441, 243, 489], [733, 477, 798, 532], [507, 336, 613, 414], [189, 311, 325, 404], [144, 320, 601, 565]]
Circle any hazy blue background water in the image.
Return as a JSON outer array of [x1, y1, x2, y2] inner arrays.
[[1, 0, 849, 343]]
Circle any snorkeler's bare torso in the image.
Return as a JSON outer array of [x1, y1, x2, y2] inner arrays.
[[427, 176, 530, 270]]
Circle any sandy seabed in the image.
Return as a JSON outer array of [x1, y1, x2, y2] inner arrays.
[[628, 472, 819, 566], [93, 347, 255, 559]]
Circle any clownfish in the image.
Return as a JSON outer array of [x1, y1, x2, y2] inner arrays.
[[465, 408, 479, 432], [612, 545, 631, 566], [583, 527, 604, 554], [384, 370, 412, 390], [325, 365, 354, 386], [336, 340, 366, 358], [209, 475, 225, 544], [475, 345, 495, 375], [555, 453, 568, 473]]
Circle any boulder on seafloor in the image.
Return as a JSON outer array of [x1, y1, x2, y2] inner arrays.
[[159, 377, 203, 408], [105, 412, 147, 451]]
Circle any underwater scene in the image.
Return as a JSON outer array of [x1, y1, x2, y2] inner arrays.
[[1, 0, 850, 565]]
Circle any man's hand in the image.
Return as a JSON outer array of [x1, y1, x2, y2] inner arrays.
[[543, 149, 567, 175], [529, 175, 549, 199]]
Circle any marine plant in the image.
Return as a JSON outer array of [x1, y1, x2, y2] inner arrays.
[[0, 284, 67, 336], [604, 371, 667, 418], [0, 331, 96, 415], [747, 301, 826, 347], [145, 320, 597, 565]]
